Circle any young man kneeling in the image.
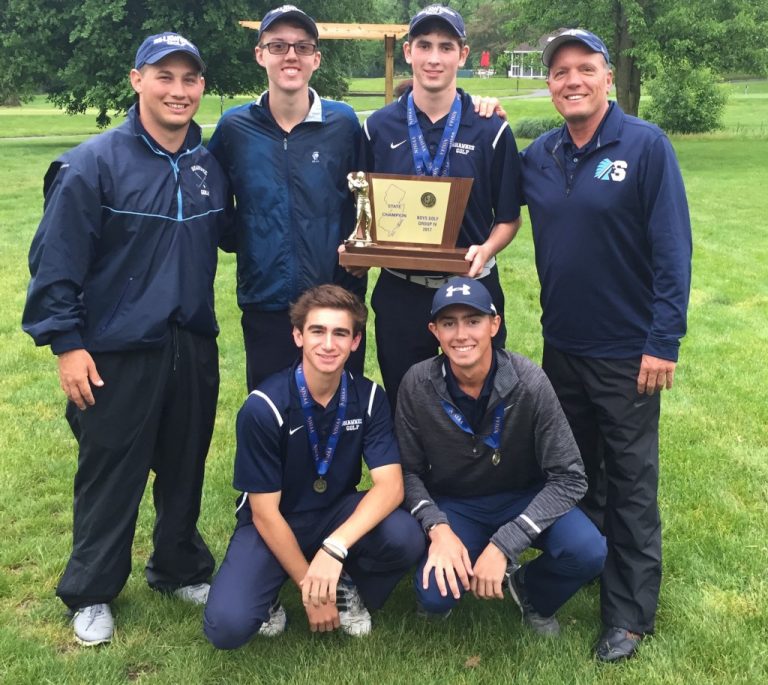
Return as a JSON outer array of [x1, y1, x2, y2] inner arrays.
[[204, 285, 424, 647], [397, 278, 606, 636]]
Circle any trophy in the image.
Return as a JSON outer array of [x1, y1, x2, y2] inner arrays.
[[346, 172, 373, 245], [340, 172, 473, 274]]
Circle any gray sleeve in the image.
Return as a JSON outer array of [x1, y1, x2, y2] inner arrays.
[[395, 368, 449, 533], [491, 363, 587, 559]]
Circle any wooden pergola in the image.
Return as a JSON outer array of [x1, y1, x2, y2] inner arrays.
[[240, 21, 409, 103]]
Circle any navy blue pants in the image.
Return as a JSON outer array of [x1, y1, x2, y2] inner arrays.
[[416, 490, 606, 617], [204, 492, 425, 649]]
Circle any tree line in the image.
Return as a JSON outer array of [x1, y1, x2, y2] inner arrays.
[[2, 0, 766, 129]]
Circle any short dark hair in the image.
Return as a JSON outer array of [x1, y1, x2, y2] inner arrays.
[[289, 285, 367, 335], [409, 18, 466, 47], [394, 78, 413, 97]]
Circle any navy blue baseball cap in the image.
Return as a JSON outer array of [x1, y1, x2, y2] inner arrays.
[[259, 5, 318, 40], [542, 29, 610, 68], [135, 32, 205, 71], [430, 277, 497, 320], [409, 4, 466, 41]]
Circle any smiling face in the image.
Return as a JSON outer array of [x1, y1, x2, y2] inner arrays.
[[404, 29, 469, 95], [130, 53, 204, 144], [293, 307, 361, 379], [429, 304, 500, 375], [547, 42, 612, 131], [255, 22, 321, 96]]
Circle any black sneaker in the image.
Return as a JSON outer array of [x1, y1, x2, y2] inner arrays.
[[505, 563, 560, 636], [594, 625, 643, 662]]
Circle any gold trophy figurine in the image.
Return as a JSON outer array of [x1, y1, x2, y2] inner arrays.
[[346, 171, 373, 245]]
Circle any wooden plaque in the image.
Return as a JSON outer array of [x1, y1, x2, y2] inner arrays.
[[339, 173, 473, 273]]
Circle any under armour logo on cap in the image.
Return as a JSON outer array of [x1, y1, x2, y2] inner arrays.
[[430, 277, 497, 319], [445, 284, 471, 297]]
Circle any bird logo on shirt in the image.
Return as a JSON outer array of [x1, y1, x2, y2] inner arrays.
[[594, 158, 628, 182]]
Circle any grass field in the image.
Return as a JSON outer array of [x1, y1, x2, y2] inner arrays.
[[1, 82, 767, 684]]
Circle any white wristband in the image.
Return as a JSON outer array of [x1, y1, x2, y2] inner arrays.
[[322, 537, 348, 559]]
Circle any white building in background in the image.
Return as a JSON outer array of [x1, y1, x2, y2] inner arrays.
[[506, 29, 572, 78]]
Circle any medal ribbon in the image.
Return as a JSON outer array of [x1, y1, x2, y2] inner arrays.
[[406, 92, 462, 177], [295, 364, 348, 478], [440, 399, 504, 453]]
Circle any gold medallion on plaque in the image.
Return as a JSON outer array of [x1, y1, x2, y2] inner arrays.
[[339, 173, 474, 274]]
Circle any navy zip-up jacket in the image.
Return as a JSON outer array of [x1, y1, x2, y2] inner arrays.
[[208, 89, 361, 311], [520, 102, 692, 361], [22, 105, 231, 354]]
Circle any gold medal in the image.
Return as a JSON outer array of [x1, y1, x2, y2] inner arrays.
[[491, 450, 501, 466], [313, 477, 328, 493]]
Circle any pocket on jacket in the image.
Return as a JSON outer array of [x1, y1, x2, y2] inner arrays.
[[97, 277, 135, 334]]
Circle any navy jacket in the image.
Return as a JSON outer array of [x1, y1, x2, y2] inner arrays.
[[208, 90, 361, 311], [361, 88, 521, 251], [23, 106, 231, 354], [520, 103, 692, 361]]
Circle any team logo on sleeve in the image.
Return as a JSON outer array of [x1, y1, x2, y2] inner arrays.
[[594, 158, 627, 182]]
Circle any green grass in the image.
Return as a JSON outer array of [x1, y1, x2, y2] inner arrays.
[[1, 84, 767, 684]]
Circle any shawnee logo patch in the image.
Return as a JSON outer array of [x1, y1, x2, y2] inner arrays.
[[191, 165, 210, 196], [342, 418, 363, 431], [594, 158, 627, 182]]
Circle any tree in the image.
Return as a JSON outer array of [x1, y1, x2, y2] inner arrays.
[[642, 62, 728, 134], [0, 0, 374, 125], [0, 1, 70, 105], [503, 0, 768, 117], [464, 2, 518, 68]]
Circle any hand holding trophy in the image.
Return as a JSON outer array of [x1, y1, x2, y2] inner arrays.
[[339, 172, 473, 273]]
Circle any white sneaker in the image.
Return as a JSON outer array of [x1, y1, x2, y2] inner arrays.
[[258, 601, 287, 637], [336, 578, 371, 636], [73, 603, 114, 646], [172, 582, 210, 605]]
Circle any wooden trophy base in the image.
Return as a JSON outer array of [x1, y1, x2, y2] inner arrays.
[[339, 243, 469, 274]]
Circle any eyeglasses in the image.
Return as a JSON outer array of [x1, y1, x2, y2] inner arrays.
[[260, 41, 318, 56]]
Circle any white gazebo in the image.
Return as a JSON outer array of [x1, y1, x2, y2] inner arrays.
[[506, 29, 574, 79]]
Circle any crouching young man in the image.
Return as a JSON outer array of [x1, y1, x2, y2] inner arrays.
[[204, 285, 425, 647], [396, 278, 606, 636]]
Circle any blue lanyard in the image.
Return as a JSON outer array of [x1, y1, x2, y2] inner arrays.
[[440, 399, 505, 462], [295, 364, 348, 477], [406, 92, 462, 177]]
